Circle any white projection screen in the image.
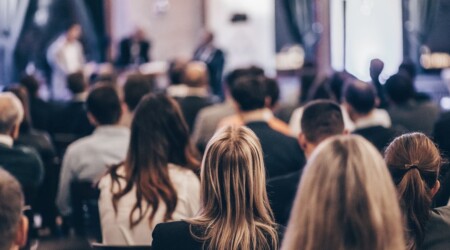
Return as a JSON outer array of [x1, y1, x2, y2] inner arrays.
[[331, 0, 403, 82]]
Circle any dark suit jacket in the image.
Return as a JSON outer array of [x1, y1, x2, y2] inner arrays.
[[193, 46, 225, 98], [0, 143, 44, 205], [267, 170, 302, 226], [422, 206, 450, 250], [152, 221, 204, 250], [116, 38, 150, 67], [29, 96, 53, 131], [352, 126, 398, 153], [176, 96, 216, 133], [246, 121, 305, 179]]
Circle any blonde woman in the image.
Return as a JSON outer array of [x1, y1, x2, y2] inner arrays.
[[282, 135, 405, 250], [385, 133, 450, 250], [152, 126, 279, 250]]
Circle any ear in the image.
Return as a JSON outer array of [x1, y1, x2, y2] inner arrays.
[[298, 133, 308, 151], [10, 122, 20, 139], [264, 96, 272, 109], [87, 112, 98, 127], [343, 129, 350, 135], [14, 215, 28, 248], [431, 180, 441, 198], [374, 97, 380, 108]]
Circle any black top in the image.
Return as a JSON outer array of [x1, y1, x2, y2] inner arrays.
[[422, 206, 450, 250], [0, 143, 44, 205], [246, 121, 305, 179], [176, 96, 216, 133], [267, 170, 302, 226], [152, 221, 204, 250], [352, 125, 398, 153]]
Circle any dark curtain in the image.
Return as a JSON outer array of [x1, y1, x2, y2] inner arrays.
[[417, 0, 440, 46], [276, 0, 317, 60]]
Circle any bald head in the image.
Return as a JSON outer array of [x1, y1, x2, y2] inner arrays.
[[0, 93, 24, 137], [183, 61, 208, 88]]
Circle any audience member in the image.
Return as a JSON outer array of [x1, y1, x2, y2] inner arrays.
[[175, 61, 217, 132], [385, 73, 439, 135], [51, 71, 94, 156], [115, 28, 151, 68], [121, 73, 155, 127], [56, 85, 129, 218], [385, 133, 450, 250], [0, 169, 29, 250], [4, 85, 59, 231], [0, 93, 44, 205], [99, 94, 200, 245], [191, 66, 264, 153], [369, 58, 388, 109], [268, 100, 345, 226], [166, 58, 190, 97], [219, 76, 291, 136], [152, 126, 278, 250], [230, 76, 305, 179], [193, 31, 225, 98], [19, 75, 52, 131], [282, 135, 405, 250], [343, 80, 397, 152]]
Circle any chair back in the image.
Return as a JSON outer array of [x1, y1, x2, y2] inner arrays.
[[71, 180, 101, 241]]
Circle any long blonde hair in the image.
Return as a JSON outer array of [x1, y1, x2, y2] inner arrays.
[[385, 133, 441, 250], [282, 135, 405, 250], [189, 126, 278, 250]]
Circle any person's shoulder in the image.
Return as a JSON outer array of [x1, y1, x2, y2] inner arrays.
[[155, 220, 191, 233], [152, 221, 202, 249], [168, 165, 199, 186], [65, 134, 96, 154]]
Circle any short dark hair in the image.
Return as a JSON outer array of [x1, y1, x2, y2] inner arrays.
[[67, 71, 87, 94], [224, 66, 264, 89], [19, 75, 39, 96], [265, 77, 280, 108], [0, 169, 24, 250], [301, 100, 344, 143], [344, 81, 376, 114], [124, 74, 154, 111], [385, 73, 415, 105], [86, 85, 122, 125], [168, 59, 188, 85], [231, 76, 266, 112]]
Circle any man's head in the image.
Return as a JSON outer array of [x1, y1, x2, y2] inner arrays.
[[0, 169, 28, 250], [123, 74, 154, 112], [224, 66, 264, 94], [19, 75, 39, 97], [168, 58, 189, 85], [370, 58, 384, 80], [67, 71, 87, 95], [385, 73, 415, 105], [343, 80, 377, 121], [200, 30, 214, 46], [183, 61, 208, 88], [231, 76, 267, 112], [265, 77, 280, 109], [0, 93, 24, 139], [86, 85, 122, 126], [299, 100, 345, 158]]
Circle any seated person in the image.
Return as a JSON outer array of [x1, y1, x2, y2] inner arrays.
[[219, 77, 291, 136], [229, 76, 305, 179], [99, 94, 200, 245], [385, 73, 440, 135], [282, 135, 405, 249], [56, 85, 130, 219], [152, 126, 278, 249], [191, 66, 264, 153], [385, 133, 450, 249], [174, 61, 217, 132], [121, 73, 155, 127], [0, 93, 44, 205], [267, 100, 345, 226], [343, 80, 397, 152], [0, 169, 29, 250]]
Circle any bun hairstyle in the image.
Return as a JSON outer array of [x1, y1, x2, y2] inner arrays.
[[385, 132, 442, 249]]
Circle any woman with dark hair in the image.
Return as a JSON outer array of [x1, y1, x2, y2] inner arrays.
[[99, 94, 201, 245], [152, 126, 279, 250], [385, 133, 450, 250]]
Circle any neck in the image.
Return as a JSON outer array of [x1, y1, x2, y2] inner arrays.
[[240, 108, 272, 123]]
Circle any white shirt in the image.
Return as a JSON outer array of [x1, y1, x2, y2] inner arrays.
[[56, 126, 130, 215], [353, 109, 392, 130], [0, 134, 13, 147], [99, 164, 200, 245]]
